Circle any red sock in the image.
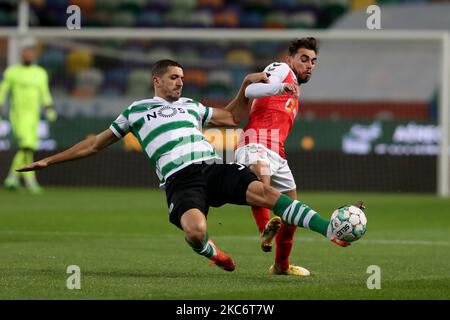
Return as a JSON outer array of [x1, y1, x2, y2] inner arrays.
[[252, 206, 270, 233], [275, 224, 297, 271]]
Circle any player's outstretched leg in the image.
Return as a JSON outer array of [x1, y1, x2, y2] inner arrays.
[[273, 194, 352, 246], [182, 209, 235, 272], [246, 182, 354, 247]]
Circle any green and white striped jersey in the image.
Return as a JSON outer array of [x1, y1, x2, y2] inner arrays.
[[109, 96, 219, 185]]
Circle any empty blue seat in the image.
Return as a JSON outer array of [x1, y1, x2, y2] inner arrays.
[[38, 48, 66, 73], [252, 42, 284, 60], [239, 10, 264, 28], [137, 11, 163, 27], [102, 86, 123, 97], [104, 68, 129, 92], [201, 44, 226, 61]]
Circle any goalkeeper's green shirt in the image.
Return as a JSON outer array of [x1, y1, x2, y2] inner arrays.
[[0, 64, 53, 123]]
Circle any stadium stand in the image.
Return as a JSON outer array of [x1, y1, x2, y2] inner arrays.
[[0, 0, 352, 102], [0, 0, 446, 122]]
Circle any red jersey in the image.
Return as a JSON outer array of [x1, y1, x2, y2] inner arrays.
[[238, 62, 299, 159]]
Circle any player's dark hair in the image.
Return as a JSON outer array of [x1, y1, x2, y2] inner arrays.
[[151, 59, 183, 77], [288, 37, 319, 56]]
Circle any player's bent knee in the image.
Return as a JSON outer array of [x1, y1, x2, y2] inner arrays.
[[183, 224, 207, 245], [180, 209, 207, 245], [262, 184, 282, 208], [185, 229, 207, 245]]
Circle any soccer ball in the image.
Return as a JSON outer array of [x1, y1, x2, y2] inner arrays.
[[330, 205, 367, 242]]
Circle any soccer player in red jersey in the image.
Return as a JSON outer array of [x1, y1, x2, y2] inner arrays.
[[236, 37, 348, 276]]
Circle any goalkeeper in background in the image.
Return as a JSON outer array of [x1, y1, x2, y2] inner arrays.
[[0, 39, 57, 194]]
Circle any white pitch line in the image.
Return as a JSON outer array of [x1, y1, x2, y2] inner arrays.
[[187, 235, 450, 247], [213, 235, 450, 247], [0, 230, 449, 247]]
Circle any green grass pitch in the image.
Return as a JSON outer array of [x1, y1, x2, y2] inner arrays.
[[1, 188, 449, 299]]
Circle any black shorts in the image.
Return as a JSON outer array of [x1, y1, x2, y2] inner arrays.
[[164, 162, 259, 230]]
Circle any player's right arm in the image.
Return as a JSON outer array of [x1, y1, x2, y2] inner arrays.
[[18, 108, 131, 172], [16, 129, 120, 172], [244, 62, 298, 98]]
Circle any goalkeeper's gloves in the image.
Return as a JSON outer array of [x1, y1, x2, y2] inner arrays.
[[45, 106, 58, 122]]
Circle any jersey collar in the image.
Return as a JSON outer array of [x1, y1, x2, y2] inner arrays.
[[153, 96, 181, 104]]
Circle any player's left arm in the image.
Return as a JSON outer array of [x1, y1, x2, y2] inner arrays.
[[209, 72, 268, 127], [16, 129, 120, 172]]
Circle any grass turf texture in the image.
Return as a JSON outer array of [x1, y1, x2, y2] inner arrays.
[[0, 188, 449, 299]]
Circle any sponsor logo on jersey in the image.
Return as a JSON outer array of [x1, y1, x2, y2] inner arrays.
[[285, 98, 297, 116], [158, 106, 178, 118]]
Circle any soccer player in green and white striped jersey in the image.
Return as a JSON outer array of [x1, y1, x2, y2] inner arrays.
[[110, 96, 218, 186], [17, 59, 354, 273]]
